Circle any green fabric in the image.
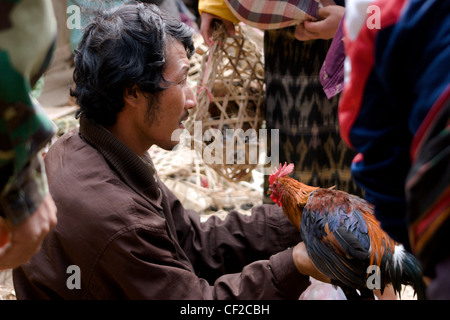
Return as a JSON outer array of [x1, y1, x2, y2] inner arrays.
[[0, 0, 56, 224]]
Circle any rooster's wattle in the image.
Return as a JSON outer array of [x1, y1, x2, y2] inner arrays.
[[269, 162, 425, 299]]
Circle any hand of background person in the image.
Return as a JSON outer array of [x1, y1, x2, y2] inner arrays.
[[295, 5, 345, 41], [292, 242, 331, 283], [0, 193, 57, 269], [200, 11, 236, 47]]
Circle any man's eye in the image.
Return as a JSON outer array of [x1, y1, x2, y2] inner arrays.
[[179, 76, 188, 86]]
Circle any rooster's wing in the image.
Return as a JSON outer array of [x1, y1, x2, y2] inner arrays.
[[300, 188, 373, 289]]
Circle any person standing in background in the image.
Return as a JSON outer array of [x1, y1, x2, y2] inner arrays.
[[339, 0, 450, 299], [198, 0, 362, 204]]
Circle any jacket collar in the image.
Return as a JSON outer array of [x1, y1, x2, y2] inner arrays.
[[79, 114, 162, 207]]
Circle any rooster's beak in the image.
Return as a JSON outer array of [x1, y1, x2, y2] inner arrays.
[[267, 189, 272, 195]]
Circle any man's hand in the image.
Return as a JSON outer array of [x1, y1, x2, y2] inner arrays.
[[200, 11, 236, 47], [295, 5, 345, 41], [292, 242, 331, 283], [0, 193, 57, 269]]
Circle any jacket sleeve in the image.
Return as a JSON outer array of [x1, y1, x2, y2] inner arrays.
[[160, 178, 302, 281], [88, 182, 309, 299], [177, 205, 303, 282], [0, 0, 56, 225], [90, 223, 309, 299], [0, 153, 50, 225]]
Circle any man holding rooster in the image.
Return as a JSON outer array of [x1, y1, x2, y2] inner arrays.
[[13, 2, 327, 299]]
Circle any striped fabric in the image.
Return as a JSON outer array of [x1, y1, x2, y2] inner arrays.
[[224, 0, 319, 30], [407, 85, 450, 276]]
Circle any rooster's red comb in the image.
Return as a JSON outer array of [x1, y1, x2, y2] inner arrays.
[[269, 162, 294, 184]]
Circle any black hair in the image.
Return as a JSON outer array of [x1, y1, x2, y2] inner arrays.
[[71, 2, 194, 126]]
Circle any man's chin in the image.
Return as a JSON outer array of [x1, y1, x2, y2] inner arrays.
[[158, 141, 179, 151]]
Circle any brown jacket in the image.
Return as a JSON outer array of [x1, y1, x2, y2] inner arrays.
[[13, 116, 310, 299]]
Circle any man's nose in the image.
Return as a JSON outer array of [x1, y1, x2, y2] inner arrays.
[[185, 85, 197, 110]]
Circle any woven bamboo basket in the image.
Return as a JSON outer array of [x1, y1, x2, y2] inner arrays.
[[149, 137, 263, 215], [186, 23, 265, 183]]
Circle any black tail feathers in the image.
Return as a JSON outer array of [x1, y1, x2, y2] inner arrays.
[[386, 246, 426, 300]]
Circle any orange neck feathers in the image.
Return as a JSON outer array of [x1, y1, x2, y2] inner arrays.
[[279, 177, 319, 230]]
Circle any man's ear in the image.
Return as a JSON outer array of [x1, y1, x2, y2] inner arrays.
[[123, 84, 143, 108]]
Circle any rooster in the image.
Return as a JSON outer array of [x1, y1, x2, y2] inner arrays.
[[269, 162, 425, 300]]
